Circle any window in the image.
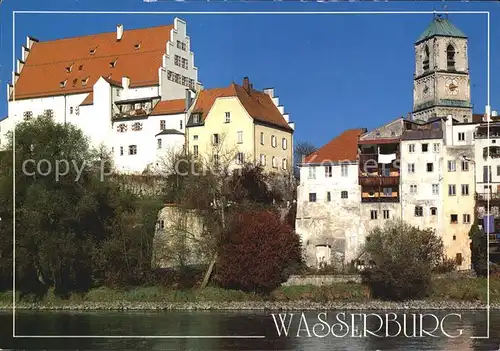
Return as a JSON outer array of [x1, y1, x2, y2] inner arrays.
[[260, 154, 266, 166], [70, 107, 74, 114], [182, 58, 188, 69], [225, 112, 231, 123], [109, 59, 117, 68], [448, 184, 456, 196], [117, 123, 127, 132], [160, 120, 166, 130], [421, 143, 428, 152], [180, 120, 183, 129], [453, 235, 456, 241], [282, 158, 288, 170], [427, 163, 434, 172], [408, 163, 415, 173], [260, 132, 264, 145], [450, 214, 458, 224], [272, 157, 277, 168], [131, 122, 143, 131], [383, 187, 392, 196], [408, 144, 415, 153], [448, 160, 456, 172], [66, 64, 73, 73], [23, 111, 33, 120], [271, 135, 277, 148], [433, 143, 440, 153], [463, 214, 471, 224], [44, 109, 54, 118], [462, 161, 469, 171], [383, 210, 390, 219], [410, 184, 417, 193], [236, 152, 244, 165], [193, 145, 199, 157], [432, 184, 439, 195], [370, 210, 377, 220], [213, 154, 219, 165], [458, 132, 465, 141], [237, 131, 243, 144], [430, 207, 437, 215], [193, 135, 198, 141], [120, 146, 124, 156], [414, 206, 423, 217], [157, 139, 162, 149], [128, 145, 137, 155], [341, 191, 348, 199], [326, 192, 331, 202], [81, 77, 89, 86], [309, 193, 317, 202], [308, 167, 316, 179], [382, 167, 390, 176], [341, 164, 348, 177], [75, 107, 80, 116], [134, 43, 141, 50], [423, 44, 430, 71], [497, 165, 500, 176], [483, 166, 492, 182], [447, 44, 456, 70], [455, 253, 462, 266], [174, 55, 181, 67], [282, 138, 287, 150], [461, 184, 469, 196], [212, 133, 220, 146], [325, 166, 332, 178], [60, 80, 67, 88]]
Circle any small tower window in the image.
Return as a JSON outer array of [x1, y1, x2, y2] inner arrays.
[[422, 44, 430, 71], [447, 44, 456, 70]]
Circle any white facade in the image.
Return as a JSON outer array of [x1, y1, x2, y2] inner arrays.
[[2, 18, 199, 175]]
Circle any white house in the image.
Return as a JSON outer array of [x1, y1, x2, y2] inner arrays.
[[2, 17, 200, 174]]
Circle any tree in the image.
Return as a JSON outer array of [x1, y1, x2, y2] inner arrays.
[[293, 141, 316, 179], [360, 220, 444, 301], [215, 210, 302, 294], [469, 223, 488, 276]]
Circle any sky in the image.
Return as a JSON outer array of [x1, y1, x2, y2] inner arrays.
[[0, 0, 498, 148]]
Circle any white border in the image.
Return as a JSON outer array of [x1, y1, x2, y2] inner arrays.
[[11, 10, 490, 340]]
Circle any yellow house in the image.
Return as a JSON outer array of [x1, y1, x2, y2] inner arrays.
[[185, 77, 294, 174]]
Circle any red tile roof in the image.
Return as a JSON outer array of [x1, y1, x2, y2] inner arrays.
[[151, 99, 185, 116], [192, 79, 293, 131], [11, 24, 174, 101], [80, 92, 93, 106], [304, 128, 366, 164]]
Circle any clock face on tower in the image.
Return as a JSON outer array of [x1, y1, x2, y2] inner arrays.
[[445, 78, 459, 95]]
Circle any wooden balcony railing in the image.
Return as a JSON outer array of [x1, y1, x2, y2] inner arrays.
[[476, 192, 500, 201], [359, 175, 400, 187], [361, 196, 400, 203]]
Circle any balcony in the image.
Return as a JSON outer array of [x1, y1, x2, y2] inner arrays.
[[359, 175, 400, 187], [476, 192, 500, 202], [361, 196, 400, 203]]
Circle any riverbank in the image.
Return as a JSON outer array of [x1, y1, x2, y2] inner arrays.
[[1, 277, 498, 311]]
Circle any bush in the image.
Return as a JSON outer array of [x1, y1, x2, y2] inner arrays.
[[215, 210, 302, 294], [433, 258, 457, 274], [360, 220, 444, 301]]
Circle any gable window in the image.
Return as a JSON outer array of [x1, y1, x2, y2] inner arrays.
[[236, 152, 244, 165], [212, 133, 220, 146], [370, 210, 377, 220], [383, 210, 390, 219], [325, 165, 332, 178], [237, 131, 243, 144], [260, 132, 264, 145], [414, 206, 423, 217], [271, 135, 277, 148], [430, 207, 437, 215], [448, 184, 456, 196], [326, 192, 331, 202], [260, 154, 266, 166], [157, 139, 162, 149], [433, 143, 440, 152], [128, 145, 137, 155], [282, 138, 287, 150], [427, 163, 434, 172], [192, 114, 200, 124], [308, 167, 316, 180], [408, 144, 415, 153], [174, 55, 181, 67], [450, 214, 458, 224], [309, 193, 317, 202], [225, 112, 231, 123], [421, 143, 428, 152], [458, 132, 465, 141], [408, 163, 415, 173], [341, 191, 348, 199], [341, 164, 348, 177], [462, 161, 469, 171], [447, 44, 456, 70], [448, 160, 456, 172], [461, 184, 469, 196]]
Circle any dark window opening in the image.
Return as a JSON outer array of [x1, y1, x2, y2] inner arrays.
[[447, 44, 456, 70]]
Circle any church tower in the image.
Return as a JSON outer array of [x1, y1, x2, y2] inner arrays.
[[412, 15, 472, 123]]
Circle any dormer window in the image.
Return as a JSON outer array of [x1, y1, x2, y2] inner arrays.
[[134, 42, 141, 50], [192, 114, 200, 124], [72, 78, 78, 87], [65, 64, 73, 73], [109, 59, 117, 68], [89, 47, 97, 55], [81, 77, 89, 86], [60, 80, 67, 88], [79, 64, 84, 71]]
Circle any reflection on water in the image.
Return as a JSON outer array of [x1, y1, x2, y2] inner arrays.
[[0, 310, 499, 350]]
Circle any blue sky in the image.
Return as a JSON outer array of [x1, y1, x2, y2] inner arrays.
[[0, 1, 498, 148]]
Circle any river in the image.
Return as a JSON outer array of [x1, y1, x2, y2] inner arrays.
[[0, 310, 499, 350]]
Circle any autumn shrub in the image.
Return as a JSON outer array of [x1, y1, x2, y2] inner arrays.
[[360, 220, 444, 301], [433, 258, 457, 274], [215, 210, 302, 294]]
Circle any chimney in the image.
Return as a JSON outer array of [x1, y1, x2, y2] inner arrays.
[[122, 76, 130, 90], [117, 24, 124, 41], [243, 76, 250, 92]]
